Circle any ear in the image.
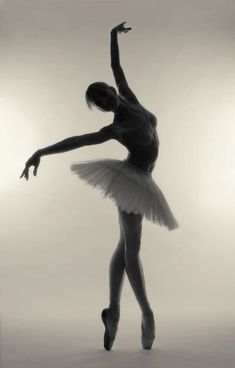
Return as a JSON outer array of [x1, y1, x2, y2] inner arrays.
[[109, 86, 117, 94]]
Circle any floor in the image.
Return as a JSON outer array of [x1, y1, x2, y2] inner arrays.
[[2, 308, 234, 368]]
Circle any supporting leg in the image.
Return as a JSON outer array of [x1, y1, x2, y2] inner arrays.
[[101, 210, 125, 350], [118, 207, 153, 316], [118, 207, 155, 349], [108, 218, 125, 312]]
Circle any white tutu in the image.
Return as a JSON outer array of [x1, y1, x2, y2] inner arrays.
[[70, 158, 179, 231]]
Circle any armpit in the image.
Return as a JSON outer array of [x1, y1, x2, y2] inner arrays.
[[98, 124, 116, 141]]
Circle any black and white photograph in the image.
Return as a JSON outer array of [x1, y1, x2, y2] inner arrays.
[[1, 1, 235, 367]]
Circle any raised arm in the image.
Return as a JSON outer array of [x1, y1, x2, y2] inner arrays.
[[111, 22, 140, 105], [20, 124, 114, 180]]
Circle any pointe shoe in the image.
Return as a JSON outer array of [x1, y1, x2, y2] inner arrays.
[[141, 311, 156, 349], [101, 308, 120, 351]]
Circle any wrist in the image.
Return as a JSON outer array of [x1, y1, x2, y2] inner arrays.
[[37, 148, 43, 157]]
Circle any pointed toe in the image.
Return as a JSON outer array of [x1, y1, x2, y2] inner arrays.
[[101, 308, 119, 351], [141, 312, 156, 349]]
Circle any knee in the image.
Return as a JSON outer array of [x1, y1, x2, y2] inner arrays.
[[117, 235, 125, 249], [113, 237, 125, 257]]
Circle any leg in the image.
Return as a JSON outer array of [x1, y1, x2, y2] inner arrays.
[[118, 207, 155, 349], [101, 209, 125, 350], [108, 210, 126, 312], [117, 207, 153, 316]]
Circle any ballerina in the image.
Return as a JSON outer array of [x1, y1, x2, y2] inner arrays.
[[20, 21, 179, 351]]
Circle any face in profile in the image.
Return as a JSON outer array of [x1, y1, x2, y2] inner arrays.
[[86, 84, 119, 112]]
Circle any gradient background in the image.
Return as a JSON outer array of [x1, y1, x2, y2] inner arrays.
[[1, 0, 235, 367]]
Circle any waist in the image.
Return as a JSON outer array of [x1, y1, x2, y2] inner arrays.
[[126, 154, 156, 174]]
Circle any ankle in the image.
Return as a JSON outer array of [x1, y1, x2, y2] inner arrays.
[[109, 302, 120, 313]]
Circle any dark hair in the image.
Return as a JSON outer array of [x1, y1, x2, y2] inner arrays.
[[85, 82, 111, 112]]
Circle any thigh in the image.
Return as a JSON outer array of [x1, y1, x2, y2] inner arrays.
[[117, 206, 143, 252], [117, 208, 125, 248]]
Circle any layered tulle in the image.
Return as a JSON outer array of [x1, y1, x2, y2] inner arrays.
[[70, 158, 179, 230]]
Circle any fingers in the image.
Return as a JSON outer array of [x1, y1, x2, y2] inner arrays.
[[120, 22, 132, 33], [116, 21, 132, 32], [121, 21, 131, 29], [19, 168, 26, 178], [20, 160, 41, 180], [20, 165, 40, 179], [19, 167, 29, 180], [119, 28, 132, 34], [24, 168, 29, 180], [33, 165, 38, 176]]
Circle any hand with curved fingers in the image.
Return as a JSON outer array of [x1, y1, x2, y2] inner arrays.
[[111, 21, 132, 34], [20, 150, 41, 181]]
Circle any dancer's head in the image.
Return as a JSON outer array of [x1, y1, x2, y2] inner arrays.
[[85, 82, 119, 112]]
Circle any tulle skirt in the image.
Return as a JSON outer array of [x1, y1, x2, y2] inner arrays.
[[70, 158, 179, 231]]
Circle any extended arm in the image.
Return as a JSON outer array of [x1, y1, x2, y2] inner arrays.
[[39, 125, 114, 157], [111, 23, 140, 105], [20, 125, 114, 180]]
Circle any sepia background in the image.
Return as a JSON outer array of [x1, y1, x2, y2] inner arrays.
[[1, 0, 235, 367]]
